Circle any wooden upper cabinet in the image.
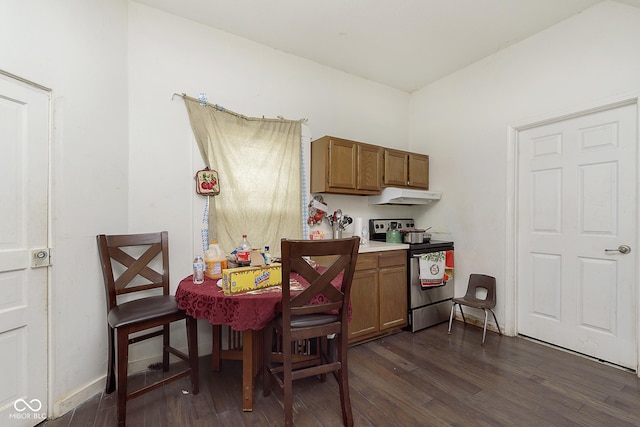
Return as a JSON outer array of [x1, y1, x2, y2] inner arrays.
[[356, 143, 383, 193], [383, 149, 429, 190], [408, 153, 429, 189], [311, 135, 428, 194], [383, 149, 409, 187], [328, 138, 357, 190], [311, 136, 382, 195]]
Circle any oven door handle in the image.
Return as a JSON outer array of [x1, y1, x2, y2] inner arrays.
[[411, 250, 453, 258]]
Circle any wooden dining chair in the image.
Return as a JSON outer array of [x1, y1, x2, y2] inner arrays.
[[447, 273, 502, 345], [263, 237, 360, 427], [97, 231, 199, 426]]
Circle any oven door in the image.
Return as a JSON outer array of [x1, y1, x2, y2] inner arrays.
[[409, 254, 455, 310]]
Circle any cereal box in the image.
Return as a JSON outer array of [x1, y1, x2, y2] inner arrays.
[[221, 263, 282, 295]]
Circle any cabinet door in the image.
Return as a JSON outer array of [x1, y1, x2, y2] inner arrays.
[[328, 139, 357, 190], [408, 153, 429, 189], [378, 251, 407, 332], [383, 149, 409, 187], [379, 265, 408, 331], [357, 144, 383, 192], [348, 268, 379, 342]]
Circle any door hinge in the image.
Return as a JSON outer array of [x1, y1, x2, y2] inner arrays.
[[32, 248, 53, 268]]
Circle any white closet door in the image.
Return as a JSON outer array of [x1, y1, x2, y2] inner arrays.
[[517, 103, 637, 369]]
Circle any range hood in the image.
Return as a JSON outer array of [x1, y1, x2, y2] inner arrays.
[[368, 188, 441, 205]]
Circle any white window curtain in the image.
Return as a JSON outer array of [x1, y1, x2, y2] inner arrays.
[[183, 97, 302, 257]]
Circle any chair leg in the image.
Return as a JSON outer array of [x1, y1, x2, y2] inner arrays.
[[459, 306, 467, 324], [116, 327, 130, 427], [283, 335, 293, 427], [489, 309, 502, 336], [447, 303, 456, 334], [186, 316, 199, 395], [262, 326, 273, 397], [481, 309, 489, 345], [106, 326, 116, 394], [337, 334, 353, 427], [162, 324, 170, 371], [319, 336, 328, 382]]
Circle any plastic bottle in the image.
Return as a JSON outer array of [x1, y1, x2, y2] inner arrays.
[[193, 255, 205, 284], [263, 246, 271, 265], [360, 228, 369, 245], [204, 241, 227, 280], [236, 234, 252, 266]]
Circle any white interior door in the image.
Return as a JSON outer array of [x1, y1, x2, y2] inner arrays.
[[0, 73, 50, 425], [517, 102, 637, 369]]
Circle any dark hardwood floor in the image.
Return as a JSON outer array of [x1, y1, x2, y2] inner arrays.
[[42, 322, 640, 426]]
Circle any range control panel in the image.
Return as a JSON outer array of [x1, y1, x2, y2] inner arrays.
[[369, 218, 415, 235]]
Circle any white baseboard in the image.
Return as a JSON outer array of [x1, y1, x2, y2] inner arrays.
[[52, 376, 104, 419], [51, 353, 167, 419], [51, 343, 210, 419], [451, 312, 504, 335]]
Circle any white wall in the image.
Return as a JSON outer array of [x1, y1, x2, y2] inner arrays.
[[1, 0, 130, 417], [409, 0, 640, 332], [127, 2, 413, 293]]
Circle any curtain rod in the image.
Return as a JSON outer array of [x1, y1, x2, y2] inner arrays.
[[171, 92, 307, 123]]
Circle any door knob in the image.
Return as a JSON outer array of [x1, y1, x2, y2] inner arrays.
[[31, 248, 52, 267], [605, 245, 631, 254]]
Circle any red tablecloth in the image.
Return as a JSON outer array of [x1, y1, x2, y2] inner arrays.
[[175, 270, 348, 331], [175, 276, 283, 330]]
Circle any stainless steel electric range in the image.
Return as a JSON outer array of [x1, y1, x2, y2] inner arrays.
[[369, 218, 455, 332]]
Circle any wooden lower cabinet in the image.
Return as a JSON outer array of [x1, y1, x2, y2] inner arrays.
[[348, 250, 407, 344], [378, 254, 408, 332], [348, 267, 379, 341]]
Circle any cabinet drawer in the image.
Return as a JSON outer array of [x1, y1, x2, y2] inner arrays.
[[355, 253, 378, 271], [378, 250, 406, 268]]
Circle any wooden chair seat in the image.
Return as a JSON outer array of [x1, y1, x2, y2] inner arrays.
[[277, 313, 340, 328], [107, 295, 182, 327]]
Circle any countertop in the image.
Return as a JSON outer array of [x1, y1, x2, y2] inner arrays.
[[358, 240, 409, 253]]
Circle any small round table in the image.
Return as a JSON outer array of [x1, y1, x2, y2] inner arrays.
[[175, 276, 283, 411], [176, 276, 283, 331]]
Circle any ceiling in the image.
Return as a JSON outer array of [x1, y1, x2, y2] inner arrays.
[[137, 0, 640, 93]]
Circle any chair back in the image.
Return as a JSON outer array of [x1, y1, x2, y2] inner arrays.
[[280, 237, 360, 323], [464, 273, 497, 308], [97, 231, 170, 312]]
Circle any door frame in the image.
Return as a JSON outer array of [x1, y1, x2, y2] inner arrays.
[[0, 69, 53, 416], [505, 92, 640, 374]]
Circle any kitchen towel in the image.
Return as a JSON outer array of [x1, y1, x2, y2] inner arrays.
[[353, 217, 362, 237], [444, 250, 454, 282], [419, 251, 446, 288]]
